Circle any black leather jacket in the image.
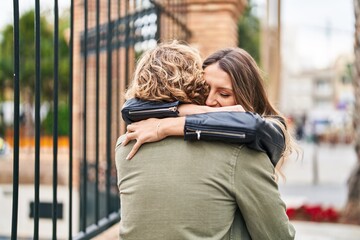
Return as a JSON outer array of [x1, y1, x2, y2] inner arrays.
[[121, 98, 285, 167]]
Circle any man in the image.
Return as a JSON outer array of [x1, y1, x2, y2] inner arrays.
[[115, 41, 295, 239]]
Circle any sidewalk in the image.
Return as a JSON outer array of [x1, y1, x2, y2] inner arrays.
[[292, 221, 360, 240], [96, 221, 360, 240], [279, 142, 360, 239]]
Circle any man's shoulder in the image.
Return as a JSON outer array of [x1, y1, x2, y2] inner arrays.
[[159, 138, 245, 153], [235, 146, 274, 171]]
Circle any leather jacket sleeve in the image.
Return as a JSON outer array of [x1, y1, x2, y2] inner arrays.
[[185, 112, 285, 167], [121, 98, 180, 124], [121, 98, 285, 166]]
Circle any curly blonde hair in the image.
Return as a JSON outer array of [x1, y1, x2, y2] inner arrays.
[[125, 41, 209, 105]]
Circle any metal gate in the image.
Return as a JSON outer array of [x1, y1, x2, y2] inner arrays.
[[5, 0, 190, 239]]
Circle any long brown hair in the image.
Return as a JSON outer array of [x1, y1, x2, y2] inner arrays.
[[203, 48, 300, 174], [203, 48, 277, 115]]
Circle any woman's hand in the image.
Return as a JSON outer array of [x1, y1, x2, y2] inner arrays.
[[122, 118, 164, 160], [121, 117, 185, 160]]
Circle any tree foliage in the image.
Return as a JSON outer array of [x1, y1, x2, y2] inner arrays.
[[238, 1, 260, 64], [0, 10, 70, 102], [42, 102, 69, 135]]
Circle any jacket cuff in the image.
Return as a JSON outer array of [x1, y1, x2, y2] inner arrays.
[[121, 98, 180, 124]]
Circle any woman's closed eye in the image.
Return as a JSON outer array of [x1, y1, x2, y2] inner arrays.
[[219, 92, 231, 98]]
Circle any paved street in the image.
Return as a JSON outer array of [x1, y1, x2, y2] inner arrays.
[[278, 141, 360, 239]]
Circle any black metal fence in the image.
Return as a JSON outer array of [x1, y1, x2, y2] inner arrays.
[[7, 0, 190, 239]]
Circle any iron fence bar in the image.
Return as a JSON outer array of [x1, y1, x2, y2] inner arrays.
[[150, 0, 190, 40], [95, 0, 100, 224], [116, 0, 121, 136], [163, 6, 189, 38], [82, 0, 89, 232], [68, 0, 74, 238], [184, 1, 189, 40], [167, 0, 171, 39], [179, 1, 186, 26], [131, 0, 136, 47], [125, 0, 130, 87], [175, 0, 178, 38], [106, 0, 113, 215], [11, 1, 20, 239], [52, 0, 59, 238], [155, 4, 161, 41], [174, 1, 181, 36], [180, 1, 183, 38], [171, 0, 175, 38], [176, 0, 180, 38], [34, 0, 41, 238]]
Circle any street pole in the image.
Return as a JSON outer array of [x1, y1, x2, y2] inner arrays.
[[313, 135, 319, 185], [277, 0, 281, 104]]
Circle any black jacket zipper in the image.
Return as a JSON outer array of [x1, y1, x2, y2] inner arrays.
[[129, 106, 178, 115], [186, 128, 246, 140]]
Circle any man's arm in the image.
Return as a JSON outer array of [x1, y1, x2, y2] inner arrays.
[[233, 147, 295, 240]]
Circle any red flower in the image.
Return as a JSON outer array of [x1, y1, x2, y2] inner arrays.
[[285, 204, 340, 223], [286, 208, 296, 219], [323, 207, 339, 222]]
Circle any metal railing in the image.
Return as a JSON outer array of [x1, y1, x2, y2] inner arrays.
[[6, 0, 190, 239]]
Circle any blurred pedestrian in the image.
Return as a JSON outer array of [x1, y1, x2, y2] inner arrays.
[[295, 114, 307, 140]]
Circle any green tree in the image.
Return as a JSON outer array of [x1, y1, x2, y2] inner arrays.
[[0, 9, 70, 102], [238, 0, 260, 64], [0, 10, 70, 136], [42, 102, 69, 135]]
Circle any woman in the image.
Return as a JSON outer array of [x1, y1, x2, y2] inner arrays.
[[122, 45, 297, 174]]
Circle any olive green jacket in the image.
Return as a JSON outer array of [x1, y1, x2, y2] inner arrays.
[[115, 136, 295, 240]]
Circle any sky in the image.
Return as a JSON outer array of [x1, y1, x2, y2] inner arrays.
[[254, 0, 354, 70], [283, 0, 354, 70], [0, 0, 70, 29], [0, 0, 355, 71]]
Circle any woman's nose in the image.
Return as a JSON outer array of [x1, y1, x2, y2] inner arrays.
[[206, 92, 218, 107]]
